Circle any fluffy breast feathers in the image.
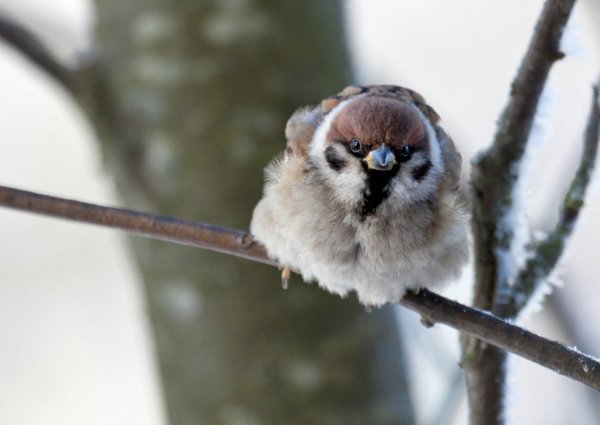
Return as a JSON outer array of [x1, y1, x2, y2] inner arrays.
[[251, 85, 469, 306]]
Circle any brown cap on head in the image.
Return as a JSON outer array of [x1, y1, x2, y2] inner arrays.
[[327, 96, 429, 152]]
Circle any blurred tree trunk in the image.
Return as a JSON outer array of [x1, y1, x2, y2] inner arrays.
[[88, 1, 415, 423]]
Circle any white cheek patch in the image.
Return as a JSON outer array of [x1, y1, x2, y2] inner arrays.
[[310, 96, 362, 158], [388, 118, 443, 206], [383, 106, 443, 208], [412, 104, 443, 174], [320, 142, 366, 206], [309, 96, 368, 206]]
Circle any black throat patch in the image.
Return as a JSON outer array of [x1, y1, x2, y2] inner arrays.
[[360, 168, 396, 218]]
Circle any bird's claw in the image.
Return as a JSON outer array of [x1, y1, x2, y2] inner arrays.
[[281, 265, 291, 290]]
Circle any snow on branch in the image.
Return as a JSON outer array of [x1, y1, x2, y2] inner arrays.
[[470, 0, 577, 312], [466, 1, 578, 423], [498, 82, 600, 318]]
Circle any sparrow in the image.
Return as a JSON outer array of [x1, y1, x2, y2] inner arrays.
[[251, 85, 469, 307]]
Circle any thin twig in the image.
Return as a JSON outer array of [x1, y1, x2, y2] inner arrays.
[[0, 13, 73, 90], [1, 184, 600, 392], [498, 82, 600, 318], [0, 185, 274, 266], [0, 11, 110, 122]]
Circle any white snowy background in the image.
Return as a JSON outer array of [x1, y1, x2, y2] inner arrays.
[[0, 0, 599, 424]]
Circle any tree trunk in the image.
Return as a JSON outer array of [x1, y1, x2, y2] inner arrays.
[[89, 1, 415, 423]]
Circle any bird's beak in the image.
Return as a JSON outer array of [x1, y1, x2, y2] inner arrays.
[[364, 144, 396, 171]]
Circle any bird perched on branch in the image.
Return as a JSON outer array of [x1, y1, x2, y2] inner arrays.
[[251, 85, 469, 307]]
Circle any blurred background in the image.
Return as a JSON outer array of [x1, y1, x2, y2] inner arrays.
[[0, 1, 599, 424]]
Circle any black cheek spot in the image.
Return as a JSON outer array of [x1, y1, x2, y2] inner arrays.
[[325, 145, 347, 171], [412, 160, 432, 181]]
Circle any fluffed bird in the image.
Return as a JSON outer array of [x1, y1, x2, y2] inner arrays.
[[251, 85, 469, 307]]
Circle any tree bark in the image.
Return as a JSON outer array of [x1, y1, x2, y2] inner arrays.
[[90, 1, 415, 423]]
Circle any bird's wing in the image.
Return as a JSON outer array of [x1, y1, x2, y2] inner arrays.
[[285, 85, 462, 190], [284, 106, 323, 158]]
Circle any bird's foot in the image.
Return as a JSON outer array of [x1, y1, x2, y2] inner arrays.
[[280, 265, 292, 290]]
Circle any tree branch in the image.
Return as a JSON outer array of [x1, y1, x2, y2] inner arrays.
[[0, 185, 273, 266], [401, 290, 600, 391], [471, 0, 576, 314], [0, 12, 112, 126], [498, 81, 600, 318], [1, 184, 600, 393], [466, 1, 577, 423], [0, 13, 73, 90]]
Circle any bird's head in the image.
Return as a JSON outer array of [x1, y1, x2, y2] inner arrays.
[[309, 94, 444, 216]]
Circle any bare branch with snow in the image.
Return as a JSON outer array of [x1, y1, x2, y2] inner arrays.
[[470, 0, 576, 313], [465, 1, 578, 424], [498, 82, 600, 318]]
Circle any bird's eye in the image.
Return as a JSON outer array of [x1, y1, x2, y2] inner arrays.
[[350, 139, 362, 153], [400, 145, 413, 157]]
